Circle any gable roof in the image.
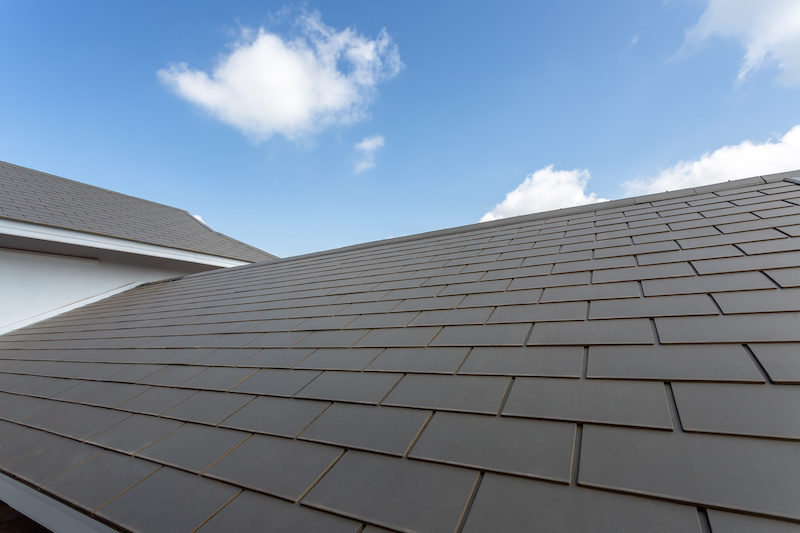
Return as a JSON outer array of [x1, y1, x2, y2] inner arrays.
[[1, 170, 800, 532], [0, 160, 276, 263]]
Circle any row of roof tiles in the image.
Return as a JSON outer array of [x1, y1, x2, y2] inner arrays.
[[0, 171, 799, 532]]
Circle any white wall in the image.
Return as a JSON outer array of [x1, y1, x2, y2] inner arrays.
[[0, 246, 214, 334]]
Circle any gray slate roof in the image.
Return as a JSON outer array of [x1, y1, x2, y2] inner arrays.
[[1, 170, 800, 532], [0, 160, 276, 263]]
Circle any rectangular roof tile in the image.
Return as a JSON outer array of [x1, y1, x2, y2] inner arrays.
[[383, 374, 510, 414], [299, 403, 429, 456], [409, 411, 575, 482], [304, 450, 478, 533], [579, 425, 800, 520], [503, 377, 672, 429], [462, 473, 702, 533]]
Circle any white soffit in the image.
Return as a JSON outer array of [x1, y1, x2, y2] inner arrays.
[[0, 218, 250, 268]]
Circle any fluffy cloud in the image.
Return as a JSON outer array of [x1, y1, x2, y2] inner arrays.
[[623, 125, 800, 196], [480, 166, 609, 222], [158, 11, 402, 140], [353, 135, 385, 174], [686, 0, 800, 84]]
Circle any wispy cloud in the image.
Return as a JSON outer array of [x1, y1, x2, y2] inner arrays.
[[353, 135, 385, 174], [158, 10, 403, 141], [480, 166, 608, 222], [685, 0, 800, 85], [623, 125, 800, 195]]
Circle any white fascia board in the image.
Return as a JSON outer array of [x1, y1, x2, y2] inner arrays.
[[0, 281, 144, 336], [0, 473, 118, 533], [0, 218, 250, 268]]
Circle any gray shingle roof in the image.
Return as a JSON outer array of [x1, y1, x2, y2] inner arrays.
[[1, 170, 800, 532], [0, 160, 276, 263]]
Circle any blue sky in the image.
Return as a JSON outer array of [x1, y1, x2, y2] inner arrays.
[[2, 1, 800, 258]]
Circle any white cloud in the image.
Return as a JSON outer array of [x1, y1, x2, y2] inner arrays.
[[480, 166, 609, 222], [353, 135, 385, 174], [158, 11, 402, 141], [623, 125, 800, 196], [685, 0, 800, 84]]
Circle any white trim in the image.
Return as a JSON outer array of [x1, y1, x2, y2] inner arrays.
[[0, 473, 117, 533], [0, 246, 100, 264], [0, 219, 250, 268], [0, 281, 144, 336]]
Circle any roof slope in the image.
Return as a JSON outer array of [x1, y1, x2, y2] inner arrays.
[[1, 171, 800, 532], [0, 160, 276, 263]]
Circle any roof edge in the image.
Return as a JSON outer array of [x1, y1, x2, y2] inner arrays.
[[1, 159, 202, 215], [0, 160, 277, 263], [0, 473, 117, 533], [0, 218, 253, 267], [204, 169, 797, 274]]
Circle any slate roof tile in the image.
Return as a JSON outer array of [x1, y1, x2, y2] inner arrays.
[[87, 413, 183, 453], [43, 450, 161, 512], [197, 490, 361, 533], [230, 368, 320, 396], [655, 313, 800, 343], [539, 281, 641, 302], [116, 386, 196, 415], [587, 345, 763, 382], [205, 434, 342, 500], [4, 437, 103, 486], [672, 382, 800, 439], [527, 318, 653, 345], [642, 272, 776, 296], [304, 450, 478, 533], [383, 374, 510, 414], [430, 323, 532, 346], [295, 371, 402, 404], [353, 326, 442, 347], [161, 390, 253, 424], [462, 473, 703, 533], [94, 467, 240, 532], [457, 346, 583, 377], [0, 428, 60, 465], [365, 347, 469, 373], [409, 412, 575, 482], [503, 377, 672, 428], [749, 343, 800, 383], [579, 425, 800, 520], [3, 171, 800, 532], [706, 509, 800, 533], [299, 403, 430, 456]]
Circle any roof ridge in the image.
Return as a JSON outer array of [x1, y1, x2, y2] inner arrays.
[[197, 169, 796, 274]]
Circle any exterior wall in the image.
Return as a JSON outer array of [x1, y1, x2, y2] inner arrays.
[[0, 245, 215, 334]]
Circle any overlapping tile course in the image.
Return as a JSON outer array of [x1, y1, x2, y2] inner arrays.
[[1, 171, 800, 531], [0, 160, 275, 262]]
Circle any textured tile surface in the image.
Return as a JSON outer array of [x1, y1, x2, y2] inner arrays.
[[462, 474, 702, 533], [304, 451, 478, 533], [2, 172, 800, 532], [579, 425, 800, 519], [300, 403, 430, 456], [206, 434, 342, 500], [503, 377, 673, 428], [409, 412, 575, 482]]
